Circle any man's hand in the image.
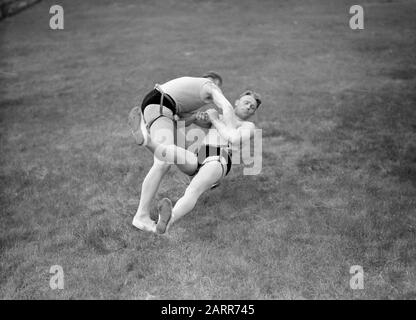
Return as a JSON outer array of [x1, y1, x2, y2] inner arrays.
[[185, 111, 212, 129], [206, 109, 219, 122], [195, 111, 209, 122]]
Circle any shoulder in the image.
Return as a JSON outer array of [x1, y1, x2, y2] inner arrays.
[[240, 121, 255, 131], [200, 79, 221, 94], [200, 80, 222, 103]]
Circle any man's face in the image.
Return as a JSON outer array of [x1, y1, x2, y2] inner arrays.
[[234, 95, 257, 120]]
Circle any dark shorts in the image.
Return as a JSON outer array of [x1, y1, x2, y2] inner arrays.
[[195, 144, 232, 177], [141, 88, 177, 115]]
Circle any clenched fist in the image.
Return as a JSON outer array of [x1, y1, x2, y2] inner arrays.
[[195, 111, 209, 122], [206, 108, 219, 121]]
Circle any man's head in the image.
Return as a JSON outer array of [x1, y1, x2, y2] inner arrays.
[[202, 71, 223, 87], [234, 90, 262, 120]]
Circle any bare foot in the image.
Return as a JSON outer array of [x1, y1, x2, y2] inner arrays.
[[132, 214, 156, 232], [156, 198, 172, 234]]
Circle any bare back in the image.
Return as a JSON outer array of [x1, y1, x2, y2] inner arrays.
[[160, 77, 217, 116]]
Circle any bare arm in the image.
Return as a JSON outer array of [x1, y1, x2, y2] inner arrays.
[[181, 113, 197, 127], [212, 120, 255, 145], [207, 109, 255, 144], [181, 112, 212, 128], [202, 82, 238, 128]]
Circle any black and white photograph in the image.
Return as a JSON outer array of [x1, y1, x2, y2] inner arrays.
[[0, 0, 415, 304]]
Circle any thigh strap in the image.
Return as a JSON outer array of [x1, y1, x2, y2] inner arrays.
[[142, 85, 177, 130], [145, 112, 174, 131]]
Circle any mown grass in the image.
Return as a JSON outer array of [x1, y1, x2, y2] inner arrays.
[[0, 0, 415, 299]]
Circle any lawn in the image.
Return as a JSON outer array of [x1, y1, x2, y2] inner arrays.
[[0, 0, 415, 299]]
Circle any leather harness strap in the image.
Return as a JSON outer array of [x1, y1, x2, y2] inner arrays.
[[145, 84, 175, 130], [154, 83, 164, 115]]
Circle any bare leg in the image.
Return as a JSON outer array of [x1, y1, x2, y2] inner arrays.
[[132, 112, 174, 232], [132, 159, 170, 232], [129, 105, 204, 231], [146, 137, 198, 176], [167, 161, 223, 229], [129, 104, 200, 175]]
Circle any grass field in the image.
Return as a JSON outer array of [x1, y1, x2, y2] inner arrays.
[[0, 0, 415, 299]]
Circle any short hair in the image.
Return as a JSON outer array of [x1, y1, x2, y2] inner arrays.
[[239, 90, 262, 108], [202, 71, 223, 86]]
